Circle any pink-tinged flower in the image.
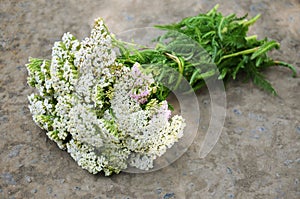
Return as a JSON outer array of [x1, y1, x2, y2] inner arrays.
[[129, 63, 154, 104], [131, 63, 142, 77]]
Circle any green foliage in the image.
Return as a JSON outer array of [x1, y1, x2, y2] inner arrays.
[[116, 4, 297, 96]]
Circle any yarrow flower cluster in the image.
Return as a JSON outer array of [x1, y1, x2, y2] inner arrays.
[[26, 18, 186, 176]]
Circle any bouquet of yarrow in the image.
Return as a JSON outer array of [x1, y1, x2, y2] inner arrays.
[[27, 19, 185, 176], [26, 5, 296, 176]]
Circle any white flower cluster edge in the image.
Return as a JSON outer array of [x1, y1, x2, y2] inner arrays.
[[26, 18, 186, 176]]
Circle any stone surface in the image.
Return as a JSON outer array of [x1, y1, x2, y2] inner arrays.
[[0, 0, 299, 198]]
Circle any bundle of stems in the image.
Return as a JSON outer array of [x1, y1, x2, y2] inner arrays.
[[116, 4, 296, 99]]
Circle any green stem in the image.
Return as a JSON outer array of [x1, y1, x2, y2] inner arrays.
[[207, 4, 219, 16], [218, 17, 225, 41], [165, 53, 184, 89], [241, 14, 261, 27], [245, 35, 257, 41], [217, 47, 259, 64], [273, 60, 297, 77]]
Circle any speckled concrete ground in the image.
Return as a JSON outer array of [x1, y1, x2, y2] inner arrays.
[[0, 0, 300, 198]]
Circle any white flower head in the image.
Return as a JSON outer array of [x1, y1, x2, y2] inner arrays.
[[26, 18, 186, 175]]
